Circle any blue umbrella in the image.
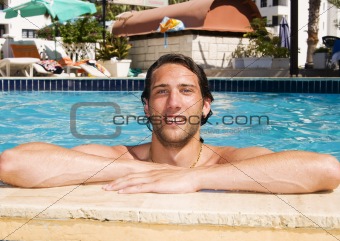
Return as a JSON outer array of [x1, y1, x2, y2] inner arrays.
[[3, 0, 96, 60], [279, 17, 290, 49], [4, 0, 96, 23]]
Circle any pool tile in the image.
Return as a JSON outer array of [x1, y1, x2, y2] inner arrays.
[[73, 80, 80, 91], [320, 81, 327, 93], [95, 80, 101, 91], [116, 79, 122, 90], [139, 80, 145, 91], [237, 80, 243, 92], [253, 80, 260, 92], [109, 80, 115, 90], [62, 80, 69, 91], [326, 80, 333, 93], [231, 80, 238, 92], [314, 81, 322, 93], [267, 80, 274, 92], [296, 81, 303, 93], [290, 80, 297, 93], [27, 80, 32, 91], [15, 80, 21, 91], [225, 80, 232, 91], [56, 80, 62, 90], [278, 81, 285, 92], [128, 80, 133, 91], [220, 80, 226, 91], [78, 80, 85, 91], [122, 80, 128, 91], [333, 80, 339, 93], [132, 80, 138, 91], [307, 81, 314, 93], [261, 80, 268, 92], [32, 80, 38, 91], [104, 80, 110, 91], [209, 80, 214, 91], [52, 80, 57, 91], [38, 80, 44, 90], [86, 80, 92, 91], [242, 80, 249, 92], [1, 78, 339, 93], [8, 80, 13, 91], [248, 80, 255, 92]]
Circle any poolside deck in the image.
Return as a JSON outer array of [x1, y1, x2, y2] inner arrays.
[[1, 183, 339, 241]]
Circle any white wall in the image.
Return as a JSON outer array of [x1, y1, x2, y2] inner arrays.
[[0, 0, 50, 38], [255, 0, 340, 67], [128, 34, 244, 71]]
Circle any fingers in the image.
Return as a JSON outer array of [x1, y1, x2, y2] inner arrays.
[[102, 169, 197, 194], [102, 172, 156, 192]]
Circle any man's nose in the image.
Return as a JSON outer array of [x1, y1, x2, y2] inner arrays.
[[167, 90, 181, 110]]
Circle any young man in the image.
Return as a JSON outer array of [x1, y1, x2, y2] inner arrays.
[[0, 54, 339, 193]]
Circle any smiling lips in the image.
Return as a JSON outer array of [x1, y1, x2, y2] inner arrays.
[[164, 115, 186, 125]]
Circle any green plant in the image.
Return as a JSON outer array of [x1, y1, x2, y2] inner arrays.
[[232, 18, 290, 58], [96, 32, 132, 60], [271, 36, 290, 58], [36, 26, 55, 40], [37, 17, 102, 44], [313, 46, 331, 54], [59, 17, 102, 44]]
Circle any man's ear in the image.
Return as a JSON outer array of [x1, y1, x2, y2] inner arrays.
[[143, 98, 150, 117], [202, 98, 211, 117]]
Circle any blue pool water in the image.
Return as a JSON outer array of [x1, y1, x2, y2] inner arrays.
[[0, 91, 339, 160]]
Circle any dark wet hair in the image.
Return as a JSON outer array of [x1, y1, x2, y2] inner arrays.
[[141, 53, 214, 125]]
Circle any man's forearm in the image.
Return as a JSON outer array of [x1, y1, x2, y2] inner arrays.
[[197, 151, 340, 193], [0, 144, 134, 188]]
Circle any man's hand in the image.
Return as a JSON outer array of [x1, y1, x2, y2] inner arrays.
[[102, 166, 200, 194]]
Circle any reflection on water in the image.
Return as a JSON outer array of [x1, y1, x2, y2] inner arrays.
[[0, 91, 339, 160]]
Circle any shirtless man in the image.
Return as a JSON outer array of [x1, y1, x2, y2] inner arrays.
[[0, 54, 339, 194]]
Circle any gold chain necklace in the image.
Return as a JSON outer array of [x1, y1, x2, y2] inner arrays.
[[149, 142, 203, 168]]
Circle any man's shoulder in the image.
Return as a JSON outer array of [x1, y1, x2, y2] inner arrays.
[[112, 142, 151, 161], [216, 146, 273, 163]]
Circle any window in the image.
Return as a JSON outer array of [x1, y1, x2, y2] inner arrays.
[[273, 0, 288, 6], [22, 29, 37, 38], [261, 0, 267, 7], [0, 25, 5, 38], [272, 16, 279, 26], [0, 2, 5, 10]]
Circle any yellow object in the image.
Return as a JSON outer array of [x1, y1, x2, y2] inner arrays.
[[159, 18, 182, 33]]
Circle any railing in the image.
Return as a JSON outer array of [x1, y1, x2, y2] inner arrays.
[[0, 37, 96, 62]]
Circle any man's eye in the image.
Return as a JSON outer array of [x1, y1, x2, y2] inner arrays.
[[157, 89, 167, 94], [182, 88, 193, 93]]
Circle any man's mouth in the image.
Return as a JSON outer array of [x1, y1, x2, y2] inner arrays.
[[164, 115, 186, 124]]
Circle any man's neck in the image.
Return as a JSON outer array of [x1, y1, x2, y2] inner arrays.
[[149, 135, 202, 167]]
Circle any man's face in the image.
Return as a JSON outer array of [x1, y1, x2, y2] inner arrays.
[[144, 63, 211, 147]]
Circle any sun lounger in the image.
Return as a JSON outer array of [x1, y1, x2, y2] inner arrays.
[[0, 57, 40, 77], [10, 44, 63, 76], [43, 42, 111, 77]]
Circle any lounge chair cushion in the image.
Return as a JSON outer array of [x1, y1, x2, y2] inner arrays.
[[11, 44, 41, 59], [36, 60, 64, 74]]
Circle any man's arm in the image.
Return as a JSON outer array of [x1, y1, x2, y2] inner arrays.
[[103, 150, 340, 194], [198, 150, 340, 193], [0, 142, 163, 188]]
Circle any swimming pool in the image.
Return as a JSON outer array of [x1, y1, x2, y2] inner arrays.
[[0, 91, 339, 160]]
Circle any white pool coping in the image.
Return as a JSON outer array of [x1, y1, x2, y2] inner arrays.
[[1, 183, 339, 240]]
